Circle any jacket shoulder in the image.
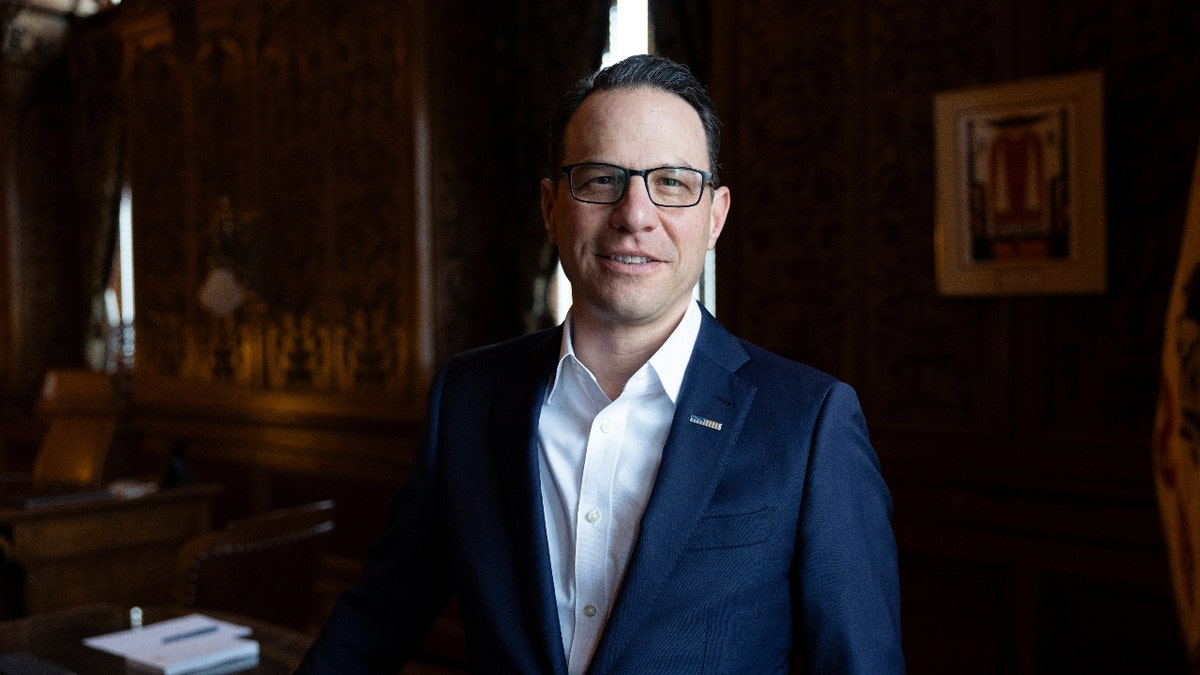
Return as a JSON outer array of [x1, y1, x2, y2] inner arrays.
[[695, 306, 842, 396], [735, 339, 840, 388]]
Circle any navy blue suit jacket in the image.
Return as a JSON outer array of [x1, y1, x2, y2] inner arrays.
[[298, 307, 904, 673]]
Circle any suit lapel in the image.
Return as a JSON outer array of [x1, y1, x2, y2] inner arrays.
[[495, 328, 569, 675], [588, 312, 757, 674]]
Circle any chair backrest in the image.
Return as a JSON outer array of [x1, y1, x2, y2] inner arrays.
[[33, 369, 119, 486], [175, 500, 335, 631]]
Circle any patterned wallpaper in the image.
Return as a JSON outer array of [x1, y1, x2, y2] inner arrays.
[[715, 0, 1200, 446]]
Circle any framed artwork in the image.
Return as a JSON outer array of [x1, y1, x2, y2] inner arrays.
[[934, 70, 1106, 295]]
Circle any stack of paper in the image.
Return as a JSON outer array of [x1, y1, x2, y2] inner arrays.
[[83, 613, 259, 675]]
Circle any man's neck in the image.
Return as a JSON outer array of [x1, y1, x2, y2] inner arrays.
[[570, 304, 688, 401]]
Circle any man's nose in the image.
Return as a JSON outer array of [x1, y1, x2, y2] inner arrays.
[[611, 174, 657, 231]]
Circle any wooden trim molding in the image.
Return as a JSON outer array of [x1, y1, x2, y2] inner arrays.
[[129, 371, 422, 485]]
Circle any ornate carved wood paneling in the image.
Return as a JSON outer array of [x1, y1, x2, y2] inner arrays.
[[76, 0, 441, 591], [118, 0, 429, 402], [126, 40, 189, 376]]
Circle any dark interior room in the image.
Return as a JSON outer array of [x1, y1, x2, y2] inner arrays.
[[0, 0, 1198, 672]]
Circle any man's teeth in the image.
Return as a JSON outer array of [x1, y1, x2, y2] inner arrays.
[[610, 255, 651, 264]]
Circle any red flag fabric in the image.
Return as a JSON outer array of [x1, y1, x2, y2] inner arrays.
[[1154, 144, 1200, 666]]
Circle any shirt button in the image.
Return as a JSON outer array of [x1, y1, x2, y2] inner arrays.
[[583, 604, 598, 618], [586, 509, 602, 523], [600, 421, 613, 433]]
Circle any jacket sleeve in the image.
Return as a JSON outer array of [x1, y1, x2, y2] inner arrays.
[[791, 381, 905, 673], [295, 367, 457, 673]]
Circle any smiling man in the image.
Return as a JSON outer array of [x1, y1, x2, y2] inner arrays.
[[298, 54, 904, 674], [543, 82, 729, 400]]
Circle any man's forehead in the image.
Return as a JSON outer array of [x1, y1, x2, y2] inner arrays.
[[562, 88, 708, 165], [570, 86, 699, 126]]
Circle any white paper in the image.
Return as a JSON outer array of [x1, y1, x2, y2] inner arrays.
[[83, 613, 259, 675]]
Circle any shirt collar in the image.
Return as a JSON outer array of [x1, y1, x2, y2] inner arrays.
[[646, 300, 701, 403], [547, 300, 702, 405]]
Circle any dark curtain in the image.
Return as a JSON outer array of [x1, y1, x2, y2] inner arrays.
[[66, 16, 126, 372], [650, 0, 711, 83], [427, 0, 611, 357], [513, 0, 612, 334]]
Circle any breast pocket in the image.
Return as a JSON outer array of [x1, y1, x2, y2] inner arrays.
[[685, 507, 776, 550]]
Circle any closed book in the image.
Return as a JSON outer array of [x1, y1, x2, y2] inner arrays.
[[121, 635, 258, 675], [84, 614, 259, 675]]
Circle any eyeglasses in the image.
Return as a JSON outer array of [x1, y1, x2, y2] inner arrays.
[[559, 162, 713, 208]]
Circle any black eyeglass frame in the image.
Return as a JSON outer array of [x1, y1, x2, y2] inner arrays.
[[558, 162, 716, 208]]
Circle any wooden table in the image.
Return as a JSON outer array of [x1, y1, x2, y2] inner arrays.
[[0, 485, 220, 615], [0, 603, 312, 673]]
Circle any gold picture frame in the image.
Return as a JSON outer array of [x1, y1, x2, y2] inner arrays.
[[934, 70, 1106, 295]]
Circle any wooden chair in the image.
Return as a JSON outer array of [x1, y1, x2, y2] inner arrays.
[[31, 369, 120, 486], [174, 500, 335, 631]]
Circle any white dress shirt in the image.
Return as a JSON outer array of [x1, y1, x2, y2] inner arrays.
[[537, 301, 702, 674]]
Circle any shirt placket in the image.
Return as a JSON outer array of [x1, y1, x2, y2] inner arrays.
[[568, 396, 626, 669]]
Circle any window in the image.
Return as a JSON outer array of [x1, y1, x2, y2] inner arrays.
[[116, 185, 135, 366], [92, 185, 134, 372]]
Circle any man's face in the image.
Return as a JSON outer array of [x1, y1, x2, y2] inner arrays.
[[541, 87, 730, 330]]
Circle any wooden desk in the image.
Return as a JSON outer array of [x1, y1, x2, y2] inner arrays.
[[0, 485, 219, 614], [0, 603, 311, 673]]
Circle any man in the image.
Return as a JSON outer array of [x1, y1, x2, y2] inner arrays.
[[298, 53, 904, 673]]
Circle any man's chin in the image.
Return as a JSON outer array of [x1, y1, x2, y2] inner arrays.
[[575, 293, 691, 329]]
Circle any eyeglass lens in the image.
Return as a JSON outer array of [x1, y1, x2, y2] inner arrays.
[[568, 164, 706, 206]]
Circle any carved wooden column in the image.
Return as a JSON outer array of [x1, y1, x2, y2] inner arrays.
[[0, 3, 87, 407]]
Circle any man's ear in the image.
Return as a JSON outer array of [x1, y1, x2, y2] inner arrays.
[[540, 178, 558, 244], [707, 185, 731, 249]]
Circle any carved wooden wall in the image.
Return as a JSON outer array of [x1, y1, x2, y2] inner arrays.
[[116, 0, 432, 401], [75, 0, 608, 618], [710, 1, 1200, 672], [77, 0, 608, 646], [56, 0, 441, 585]]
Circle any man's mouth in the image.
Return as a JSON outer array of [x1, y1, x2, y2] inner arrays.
[[607, 254, 652, 264]]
